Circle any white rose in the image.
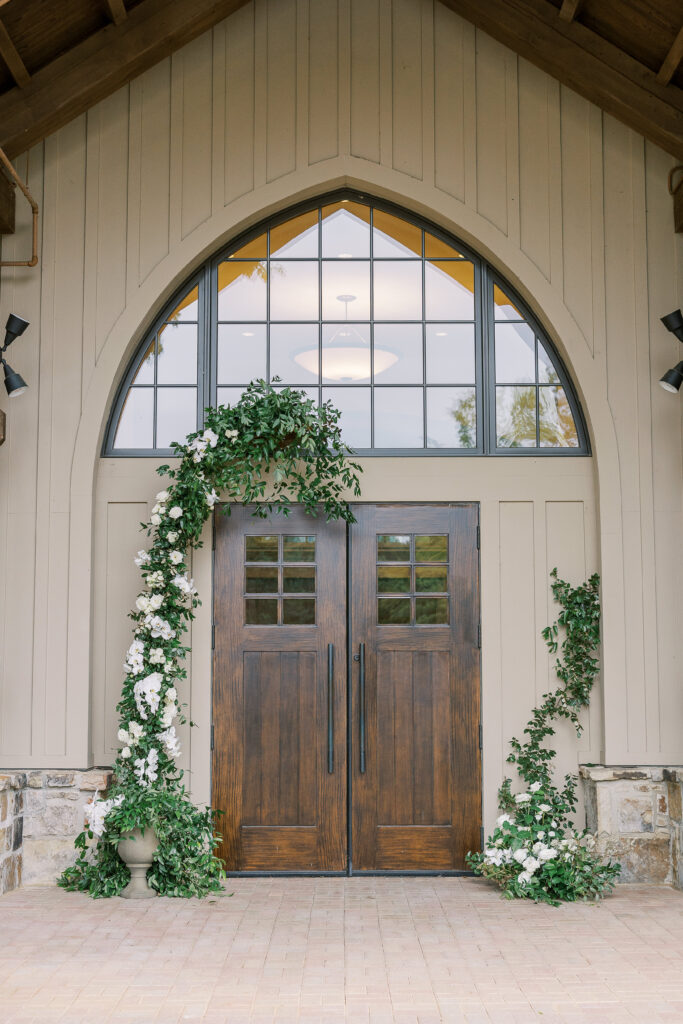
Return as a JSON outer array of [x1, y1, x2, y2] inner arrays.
[[166, 687, 177, 702], [518, 871, 532, 885], [135, 595, 150, 613], [538, 803, 552, 813], [522, 856, 540, 873], [134, 550, 151, 567], [150, 513, 161, 526], [515, 793, 531, 804], [225, 428, 238, 439], [120, 747, 131, 759], [117, 728, 130, 744], [149, 593, 164, 610], [529, 781, 542, 793], [169, 506, 183, 519], [167, 532, 178, 544], [156, 490, 170, 502], [513, 848, 528, 864], [537, 831, 545, 839], [538, 848, 557, 861], [169, 550, 183, 565]]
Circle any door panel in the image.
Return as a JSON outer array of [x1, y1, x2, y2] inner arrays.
[[350, 504, 481, 871], [212, 505, 347, 872]]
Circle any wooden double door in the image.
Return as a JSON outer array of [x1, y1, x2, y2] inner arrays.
[[212, 504, 481, 874]]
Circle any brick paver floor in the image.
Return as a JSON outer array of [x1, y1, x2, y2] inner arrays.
[[1, 878, 683, 1024]]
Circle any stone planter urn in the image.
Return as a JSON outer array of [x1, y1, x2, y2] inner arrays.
[[117, 827, 159, 899]]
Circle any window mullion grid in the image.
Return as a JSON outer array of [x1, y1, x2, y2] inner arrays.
[[369, 205, 375, 449], [266, 230, 271, 388]]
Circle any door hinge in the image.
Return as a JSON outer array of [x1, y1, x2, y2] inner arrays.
[[211, 724, 215, 751], [476, 524, 480, 549], [211, 624, 215, 650], [477, 621, 481, 648], [479, 723, 483, 750]]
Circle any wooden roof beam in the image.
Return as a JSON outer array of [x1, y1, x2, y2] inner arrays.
[[440, 0, 683, 161], [104, 0, 128, 27], [558, 0, 583, 24], [657, 24, 683, 86], [0, 0, 250, 159], [0, 19, 29, 88]]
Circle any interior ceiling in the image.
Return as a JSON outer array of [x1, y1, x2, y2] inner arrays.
[[0, 0, 680, 162]]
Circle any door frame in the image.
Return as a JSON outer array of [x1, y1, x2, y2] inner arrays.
[[211, 501, 482, 876]]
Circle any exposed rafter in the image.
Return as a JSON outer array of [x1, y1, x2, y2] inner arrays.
[[558, 0, 582, 24], [104, 0, 128, 27], [0, 0, 250, 159], [0, 19, 29, 88], [440, 0, 683, 161], [657, 24, 683, 87]]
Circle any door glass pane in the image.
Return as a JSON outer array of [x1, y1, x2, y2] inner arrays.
[[283, 598, 316, 624], [377, 565, 411, 593], [373, 324, 423, 383], [270, 262, 319, 321], [132, 340, 155, 385], [245, 598, 278, 625], [271, 324, 319, 384], [157, 323, 197, 385], [539, 386, 579, 447], [270, 210, 318, 258], [283, 536, 316, 562], [496, 386, 537, 447], [322, 262, 370, 320], [373, 261, 422, 320], [374, 387, 423, 448], [321, 201, 371, 258], [426, 387, 476, 449], [322, 323, 371, 383], [377, 535, 411, 561], [373, 210, 421, 257], [156, 388, 196, 448], [167, 285, 199, 322], [217, 324, 267, 384], [378, 598, 411, 625], [246, 566, 279, 593], [426, 324, 475, 384], [218, 261, 267, 320], [537, 339, 561, 384], [415, 535, 448, 562], [493, 284, 524, 320], [495, 323, 536, 383], [415, 565, 448, 592], [283, 566, 316, 593], [113, 388, 154, 449], [246, 536, 278, 562], [322, 387, 371, 448], [416, 597, 449, 624], [425, 260, 474, 320]]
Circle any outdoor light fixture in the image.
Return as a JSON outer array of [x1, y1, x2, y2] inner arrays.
[[1, 312, 29, 397], [659, 309, 683, 393]]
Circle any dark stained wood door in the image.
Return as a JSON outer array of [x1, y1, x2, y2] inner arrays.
[[212, 505, 347, 871], [350, 504, 481, 871]]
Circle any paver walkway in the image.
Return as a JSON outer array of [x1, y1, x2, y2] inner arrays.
[[1, 878, 683, 1024]]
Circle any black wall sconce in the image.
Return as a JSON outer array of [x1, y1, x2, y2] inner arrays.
[[659, 310, 683, 393], [1, 312, 29, 398]]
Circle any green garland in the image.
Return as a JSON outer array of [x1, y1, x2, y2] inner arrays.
[[467, 570, 620, 905], [59, 381, 362, 898]]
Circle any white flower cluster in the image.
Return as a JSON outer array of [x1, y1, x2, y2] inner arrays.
[[135, 592, 164, 614], [84, 793, 124, 838], [133, 671, 163, 720], [205, 488, 219, 508], [158, 725, 181, 758], [134, 549, 151, 568], [145, 614, 176, 640], [172, 572, 196, 597], [125, 638, 145, 675], [159, 687, 177, 729], [187, 428, 219, 463], [134, 748, 159, 787]]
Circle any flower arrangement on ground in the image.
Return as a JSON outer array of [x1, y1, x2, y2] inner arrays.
[[467, 570, 620, 905], [59, 380, 362, 898]]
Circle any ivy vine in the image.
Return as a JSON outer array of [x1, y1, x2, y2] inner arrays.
[[59, 381, 362, 898], [467, 569, 620, 905]]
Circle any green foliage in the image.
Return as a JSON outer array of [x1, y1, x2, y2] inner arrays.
[[467, 569, 620, 905], [59, 381, 362, 898]]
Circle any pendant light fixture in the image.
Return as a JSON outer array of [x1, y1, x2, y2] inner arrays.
[[294, 294, 398, 382], [659, 309, 683, 393], [1, 313, 29, 397]]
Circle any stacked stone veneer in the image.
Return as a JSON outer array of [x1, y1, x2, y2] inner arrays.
[[581, 765, 683, 888], [0, 769, 113, 893]]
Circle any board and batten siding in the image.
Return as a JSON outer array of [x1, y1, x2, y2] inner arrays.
[[0, 0, 680, 819]]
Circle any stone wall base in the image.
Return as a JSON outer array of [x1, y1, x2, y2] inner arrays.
[[580, 765, 683, 888], [0, 769, 113, 892]]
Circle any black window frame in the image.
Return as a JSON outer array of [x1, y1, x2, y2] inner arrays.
[[103, 189, 590, 458]]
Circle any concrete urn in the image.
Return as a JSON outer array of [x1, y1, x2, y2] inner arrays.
[[118, 827, 159, 899]]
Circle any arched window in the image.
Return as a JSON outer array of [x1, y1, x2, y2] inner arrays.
[[105, 194, 588, 455]]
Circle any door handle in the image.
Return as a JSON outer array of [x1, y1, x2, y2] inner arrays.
[[327, 643, 334, 774], [358, 641, 366, 774]]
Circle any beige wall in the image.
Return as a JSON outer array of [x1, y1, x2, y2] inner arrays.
[[0, 0, 681, 817]]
